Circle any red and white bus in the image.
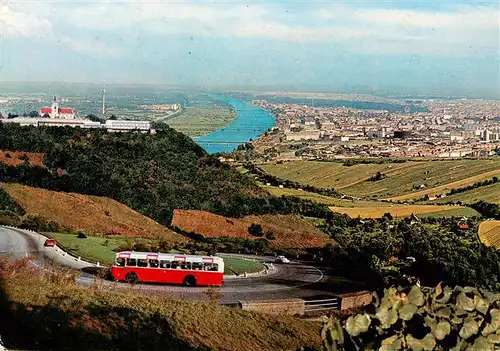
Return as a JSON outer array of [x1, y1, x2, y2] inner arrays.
[[110, 251, 224, 286]]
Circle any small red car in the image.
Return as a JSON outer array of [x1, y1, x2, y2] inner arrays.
[[44, 239, 57, 247]]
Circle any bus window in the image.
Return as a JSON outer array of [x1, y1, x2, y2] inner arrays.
[[160, 260, 170, 269], [192, 262, 203, 270], [171, 262, 179, 270], [149, 259, 159, 268], [137, 259, 148, 267], [115, 257, 125, 267], [126, 258, 137, 267], [180, 262, 191, 270], [204, 264, 218, 271]]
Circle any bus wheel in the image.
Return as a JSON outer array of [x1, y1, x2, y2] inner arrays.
[[184, 275, 196, 287], [125, 272, 138, 284]]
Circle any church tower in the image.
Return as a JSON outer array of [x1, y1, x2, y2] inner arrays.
[[51, 96, 59, 118]]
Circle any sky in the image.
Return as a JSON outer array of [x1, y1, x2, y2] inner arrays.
[[1, 0, 499, 97]]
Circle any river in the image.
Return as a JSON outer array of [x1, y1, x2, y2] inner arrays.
[[194, 96, 276, 154]]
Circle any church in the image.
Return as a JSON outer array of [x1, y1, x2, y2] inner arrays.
[[39, 97, 74, 119]]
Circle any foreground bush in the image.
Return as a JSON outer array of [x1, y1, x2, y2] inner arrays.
[[322, 283, 500, 350], [0, 258, 321, 351]]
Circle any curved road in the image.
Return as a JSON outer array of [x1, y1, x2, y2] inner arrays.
[[0, 226, 362, 304]]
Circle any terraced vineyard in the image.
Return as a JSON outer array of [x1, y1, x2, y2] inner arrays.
[[478, 220, 500, 248], [429, 182, 500, 204], [261, 159, 500, 199], [263, 185, 380, 207], [263, 184, 480, 218], [329, 204, 479, 219]]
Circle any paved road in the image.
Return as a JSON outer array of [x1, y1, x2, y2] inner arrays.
[[0, 226, 363, 304]]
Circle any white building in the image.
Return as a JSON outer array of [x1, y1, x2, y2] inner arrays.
[[104, 120, 152, 132], [2, 117, 151, 132]]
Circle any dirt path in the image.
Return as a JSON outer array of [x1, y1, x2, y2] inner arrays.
[[386, 169, 500, 201]]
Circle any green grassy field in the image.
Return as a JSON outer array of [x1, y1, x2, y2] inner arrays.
[[428, 182, 500, 204], [223, 257, 265, 275], [261, 160, 500, 199], [165, 107, 236, 137], [46, 232, 128, 265], [416, 207, 481, 218]]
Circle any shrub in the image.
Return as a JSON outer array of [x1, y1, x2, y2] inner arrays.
[[322, 283, 500, 351], [132, 242, 151, 252], [265, 231, 276, 240], [248, 223, 264, 237], [77, 232, 87, 239]]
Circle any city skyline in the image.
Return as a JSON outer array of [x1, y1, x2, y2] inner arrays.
[[1, 0, 499, 97]]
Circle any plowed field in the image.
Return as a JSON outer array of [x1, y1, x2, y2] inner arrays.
[[1, 183, 185, 242], [171, 209, 331, 249], [0, 150, 45, 167]]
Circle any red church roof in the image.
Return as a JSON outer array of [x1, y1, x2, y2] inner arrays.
[[59, 108, 73, 114], [40, 107, 52, 114]]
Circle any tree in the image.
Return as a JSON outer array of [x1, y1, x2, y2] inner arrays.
[[109, 115, 118, 120], [248, 223, 264, 237], [264, 231, 275, 240], [28, 111, 39, 117], [86, 114, 102, 122]]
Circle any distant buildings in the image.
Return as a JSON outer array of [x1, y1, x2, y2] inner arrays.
[[2, 95, 154, 133], [2, 117, 153, 133], [251, 98, 500, 161]]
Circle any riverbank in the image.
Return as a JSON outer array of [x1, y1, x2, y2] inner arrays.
[[165, 107, 237, 138], [195, 95, 276, 154]]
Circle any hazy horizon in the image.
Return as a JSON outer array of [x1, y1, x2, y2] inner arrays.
[[1, 0, 499, 98]]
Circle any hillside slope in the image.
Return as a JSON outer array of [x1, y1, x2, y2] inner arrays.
[[172, 209, 330, 249], [1, 183, 185, 242], [0, 124, 327, 226], [261, 160, 500, 199], [1, 261, 322, 351]]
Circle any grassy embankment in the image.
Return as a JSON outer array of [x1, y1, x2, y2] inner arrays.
[[165, 107, 237, 137], [0, 259, 321, 351], [261, 159, 500, 199], [478, 220, 500, 248]]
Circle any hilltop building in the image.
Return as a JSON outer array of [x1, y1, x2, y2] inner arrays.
[[39, 96, 74, 119]]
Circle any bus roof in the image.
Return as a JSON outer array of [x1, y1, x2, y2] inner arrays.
[[115, 251, 223, 264]]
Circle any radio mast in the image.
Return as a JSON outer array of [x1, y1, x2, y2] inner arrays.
[[102, 83, 106, 117]]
